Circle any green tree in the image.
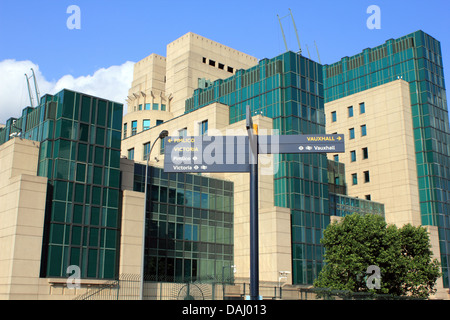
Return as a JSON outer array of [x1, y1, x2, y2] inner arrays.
[[314, 213, 441, 298]]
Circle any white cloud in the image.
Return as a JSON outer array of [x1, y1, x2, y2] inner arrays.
[[0, 59, 134, 124]]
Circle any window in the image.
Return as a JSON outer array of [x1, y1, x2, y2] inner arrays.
[[362, 147, 368, 159], [178, 127, 187, 137], [156, 119, 163, 126], [350, 150, 356, 162], [153, 103, 159, 110], [331, 111, 337, 122], [218, 63, 224, 70], [131, 121, 137, 136], [143, 119, 150, 131], [365, 194, 371, 200], [348, 106, 354, 117], [209, 59, 215, 67], [128, 148, 134, 160], [161, 104, 166, 111], [349, 128, 355, 139], [364, 171, 370, 183], [123, 123, 127, 139], [199, 120, 208, 136], [227, 66, 234, 73], [143, 142, 150, 161], [139, 104, 142, 111], [360, 102, 365, 114], [160, 137, 165, 155], [333, 154, 339, 162], [352, 173, 358, 185], [361, 125, 367, 136], [202, 57, 206, 63], [145, 103, 151, 110]]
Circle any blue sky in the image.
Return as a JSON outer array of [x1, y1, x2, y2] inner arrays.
[[0, 0, 449, 123]]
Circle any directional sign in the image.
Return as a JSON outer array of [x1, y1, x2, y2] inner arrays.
[[164, 136, 251, 173], [258, 134, 345, 154], [163, 134, 345, 173]]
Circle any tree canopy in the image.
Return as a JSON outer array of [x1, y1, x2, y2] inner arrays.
[[314, 213, 441, 298]]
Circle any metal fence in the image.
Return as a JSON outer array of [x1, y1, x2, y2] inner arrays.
[[73, 274, 426, 300]]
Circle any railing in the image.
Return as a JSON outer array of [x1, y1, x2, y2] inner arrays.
[[73, 274, 426, 300]]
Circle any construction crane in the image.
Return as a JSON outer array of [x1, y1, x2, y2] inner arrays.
[[24, 68, 40, 108], [277, 8, 302, 55]]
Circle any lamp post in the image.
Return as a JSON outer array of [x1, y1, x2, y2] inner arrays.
[[140, 130, 169, 300]]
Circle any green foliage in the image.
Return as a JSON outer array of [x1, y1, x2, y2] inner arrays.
[[314, 213, 441, 299]]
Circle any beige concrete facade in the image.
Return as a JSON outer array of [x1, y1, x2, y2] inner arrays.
[[0, 138, 147, 300], [325, 79, 448, 299], [126, 32, 258, 120], [0, 138, 47, 299], [325, 79, 421, 227]]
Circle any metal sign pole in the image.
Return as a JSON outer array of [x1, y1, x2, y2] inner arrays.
[[246, 106, 259, 300]]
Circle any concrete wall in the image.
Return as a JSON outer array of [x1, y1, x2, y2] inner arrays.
[[325, 79, 421, 227]]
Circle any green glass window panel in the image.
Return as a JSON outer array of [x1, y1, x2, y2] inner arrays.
[[107, 189, 119, 208], [87, 249, 98, 277], [81, 96, 91, 122], [77, 143, 87, 162], [103, 250, 116, 278], [49, 223, 65, 244], [89, 227, 99, 247], [110, 149, 120, 168], [73, 204, 83, 224], [62, 91, 75, 119], [90, 206, 100, 226], [111, 130, 121, 149], [71, 226, 81, 246], [55, 159, 69, 180], [92, 186, 102, 205], [96, 127, 105, 145], [47, 245, 63, 277], [93, 166, 103, 185], [52, 201, 66, 222], [79, 123, 89, 142], [106, 209, 118, 228], [97, 100, 107, 126], [74, 183, 85, 203], [76, 163, 86, 182], [161, 104, 166, 111], [94, 147, 104, 165], [112, 103, 122, 131], [109, 169, 120, 188], [60, 119, 73, 139], [105, 229, 116, 249], [54, 180, 68, 201], [152, 103, 159, 110], [70, 246, 80, 266]]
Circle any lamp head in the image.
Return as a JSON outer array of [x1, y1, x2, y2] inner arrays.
[[159, 130, 169, 139]]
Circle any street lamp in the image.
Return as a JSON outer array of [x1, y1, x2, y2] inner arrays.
[[140, 129, 169, 300]]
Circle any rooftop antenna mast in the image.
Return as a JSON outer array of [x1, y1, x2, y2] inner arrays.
[[277, 9, 302, 54]]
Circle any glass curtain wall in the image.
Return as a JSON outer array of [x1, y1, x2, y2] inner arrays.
[[186, 51, 328, 285], [323, 30, 450, 287], [133, 165, 234, 282]]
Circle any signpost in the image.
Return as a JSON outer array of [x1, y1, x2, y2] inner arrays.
[[163, 106, 345, 300]]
